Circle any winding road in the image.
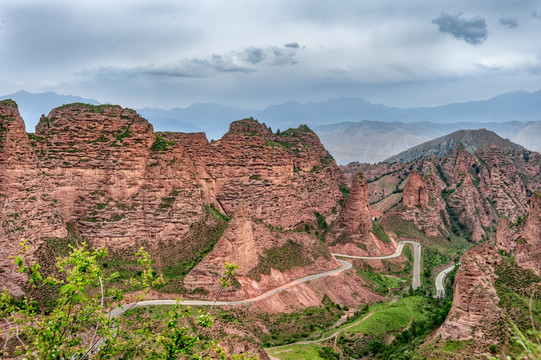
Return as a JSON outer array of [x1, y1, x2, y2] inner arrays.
[[434, 263, 458, 298], [110, 241, 423, 318]]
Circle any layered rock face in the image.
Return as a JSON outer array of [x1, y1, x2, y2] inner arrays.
[[436, 244, 502, 342], [496, 191, 541, 274], [1, 104, 344, 298], [184, 204, 339, 299], [348, 142, 537, 241], [326, 172, 396, 256], [173, 120, 343, 230], [402, 170, 428, 207]]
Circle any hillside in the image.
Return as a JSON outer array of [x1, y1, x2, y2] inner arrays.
[[384, 129, 524, 164]]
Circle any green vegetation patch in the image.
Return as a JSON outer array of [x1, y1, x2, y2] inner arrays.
[[267, 344, 324, 360], [258, 295, 344, 347], [249, 240, 312, 280], [0, 99, 18, 108], [357, 271, 404, 295], [371, 220, 390, 243], [56, 103, 120, 113], [345, 296, 425, 337], [150, 134, 176, 151], [494, 254, 541, 329]]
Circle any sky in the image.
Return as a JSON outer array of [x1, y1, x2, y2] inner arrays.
[[1, 0, 541, 110]]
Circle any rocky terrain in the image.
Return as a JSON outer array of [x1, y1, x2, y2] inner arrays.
[[326, 172, 397, 257], [384, 129, 524, 164], [496, 191, 541, 275], [342, 131, 541, 243], [0, 101, 369, 306], [435, 244, 503, 343]]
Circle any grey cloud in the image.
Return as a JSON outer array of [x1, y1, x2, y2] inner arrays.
[[499, 17, 518, 28], [284, 42, 300, 49], [242, 47, 267, 64], [432, 12, 488, 45], [269, 48, 298, 66], [533, 11, 541, 20], [88, 45, 298, 79]]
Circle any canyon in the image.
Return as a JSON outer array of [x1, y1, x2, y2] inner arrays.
[[1, 98, 541, 359]]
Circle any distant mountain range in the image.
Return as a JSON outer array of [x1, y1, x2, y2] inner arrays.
[[316, 120, 541, 164], [2, 89, 541, 164], [383, 129, 524, 164]]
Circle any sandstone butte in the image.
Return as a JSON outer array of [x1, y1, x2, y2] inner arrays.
[[1, 100, 384, 303], [326, 172, 397, 257]]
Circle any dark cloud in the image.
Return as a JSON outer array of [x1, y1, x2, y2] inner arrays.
[[499, 17, 518, 28], [284, 42, 300, 49], [533, 11, 541, 20], [242, 47, 267, 64], [432, 12, 488, 45]]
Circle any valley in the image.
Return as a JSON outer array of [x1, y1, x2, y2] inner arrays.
[[1, 99, 540, 359]]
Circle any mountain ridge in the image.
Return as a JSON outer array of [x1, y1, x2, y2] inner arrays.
[[384, 129, 524, 164]]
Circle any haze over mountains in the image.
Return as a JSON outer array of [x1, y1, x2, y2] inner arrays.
[[2, 89, 541, 164]]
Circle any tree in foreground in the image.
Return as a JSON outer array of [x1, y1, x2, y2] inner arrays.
[[0, 240, 257, 359]]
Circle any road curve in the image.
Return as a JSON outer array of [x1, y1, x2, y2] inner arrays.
[[434, 263, 457, 298], [110, 241, 422, 317], [333, 241, 421, 290], [111, 259, 353, 317]]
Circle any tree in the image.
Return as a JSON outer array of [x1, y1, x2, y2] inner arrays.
[[0, 240, 257, 359]]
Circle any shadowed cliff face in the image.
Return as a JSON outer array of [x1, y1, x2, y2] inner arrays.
[[0, 104, 346, 299]]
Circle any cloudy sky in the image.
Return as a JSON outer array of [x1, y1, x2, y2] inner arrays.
[[1, 0, 540, 109]]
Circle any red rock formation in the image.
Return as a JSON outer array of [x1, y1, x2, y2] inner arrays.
[[361, 142, 536, 242], [496, 191, 541, 275], [403, 170, 429, 207], [436, 244, 503, 342], [1, 105, 346, 300], [327, 172, 396, 256], [184, 203, 339, 299]]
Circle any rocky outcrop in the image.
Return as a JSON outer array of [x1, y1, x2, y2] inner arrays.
[[357, 140, 537, 242], [436, 244, 503, 342], [402, 170, 428, 207], [1, 103, 346, 299], [184, 204, 339, 299], [496, 191, 541, 275], [327, 172, 396, 256]]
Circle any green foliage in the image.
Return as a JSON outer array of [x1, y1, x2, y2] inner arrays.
[[510, 215, 527, 228], [0, 99, 18, 108], [150, 134, 176, 151], [318, 346, 340, 360], [356, 271, 403, 295], [207, 203, 231, 222], [249, 240, 321, 280], [314, 212, 328, 230], [0, 242, 254, 359], [338, 182, 350, 198], [258, 296, 344, 347], [371, 221, 390, 243]]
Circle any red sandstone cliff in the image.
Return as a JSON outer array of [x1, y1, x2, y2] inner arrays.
[[349, 142, 537, 242], [435, 244, 502, 342], [0, 104, 346, 299], [496, 191, 541, 275], [326, 172, 396, 256]]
